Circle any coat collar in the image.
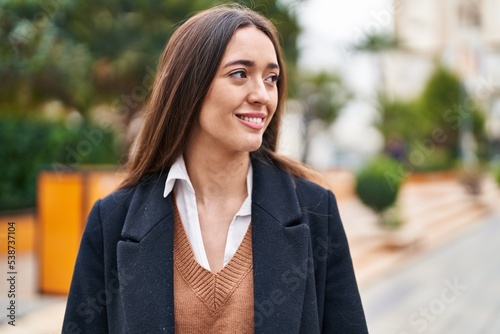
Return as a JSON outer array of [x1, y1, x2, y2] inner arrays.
[[251, 154, 302, 226], [117, 156, 311, 333], [119, 156, 303, 240]]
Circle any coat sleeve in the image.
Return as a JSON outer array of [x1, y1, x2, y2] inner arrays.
[[323, 191, 369, 333], [62, 200, 109, 334]]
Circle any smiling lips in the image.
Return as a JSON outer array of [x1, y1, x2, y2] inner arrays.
[[236, 113, 266, 130]]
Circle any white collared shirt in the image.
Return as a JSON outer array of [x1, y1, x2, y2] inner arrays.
[[163, 155, 252, 272]]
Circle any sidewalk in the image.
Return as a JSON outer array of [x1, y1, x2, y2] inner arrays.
[[0, 252, 66, 333], [362, 212, 500, 334]]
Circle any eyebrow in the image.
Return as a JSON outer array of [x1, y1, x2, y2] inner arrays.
[[223, 59, 280, 71]]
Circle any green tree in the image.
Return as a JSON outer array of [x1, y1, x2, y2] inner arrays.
[[418, 64, 486, 161], [376, 64, 487, 172], [376, 94, 420, 143], [298, 71, 352, 162], [1, 0, 303, 117], [0, 1, 92, 111]]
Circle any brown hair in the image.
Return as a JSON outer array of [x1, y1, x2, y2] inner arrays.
[[120, 4, 325, 188]]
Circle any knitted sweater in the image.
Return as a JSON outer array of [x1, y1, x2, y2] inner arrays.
[[173, 205, 254, 333]]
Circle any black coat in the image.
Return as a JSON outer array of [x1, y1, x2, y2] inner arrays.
[[62, 156, 368, 333]]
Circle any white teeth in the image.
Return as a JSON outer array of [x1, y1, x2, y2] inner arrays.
[[241, 116, 263, 124]]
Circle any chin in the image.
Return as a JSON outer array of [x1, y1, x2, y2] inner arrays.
[[240, 139, 263, 153]]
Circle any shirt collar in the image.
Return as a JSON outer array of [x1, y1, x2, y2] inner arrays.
[[163, 155, 253, 216], [163, 155, 193, 198]]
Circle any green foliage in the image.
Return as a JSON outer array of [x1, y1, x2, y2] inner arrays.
[[376, 96, 455, 172], [0, 0, 302, 113], [0, 114, 119, 211], [351, 32, 401, 53], [417, 64, 486, 160], [376, 95, 421, 142], [377, 64, 487, 171], [296, 70, 352, 162], [299, 71, 352, 124], [417, 65, 462, 155], [493, 163, 500, 187], [0, 1, 93, 110], [410, 147, 455, 172], [355, 155, 404, 214]]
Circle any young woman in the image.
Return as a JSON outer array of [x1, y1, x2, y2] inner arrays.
[[63, 5, 368, 333]]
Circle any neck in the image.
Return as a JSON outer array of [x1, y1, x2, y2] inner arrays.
[[184, 145, 250, 204]]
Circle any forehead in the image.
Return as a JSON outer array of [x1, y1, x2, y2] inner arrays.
[[222, 26, 278, 64]]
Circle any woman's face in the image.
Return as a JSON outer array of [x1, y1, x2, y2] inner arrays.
[[190, 26, 280, 156]]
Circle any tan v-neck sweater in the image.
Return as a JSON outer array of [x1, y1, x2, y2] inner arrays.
[[173, 204, 254, 333]]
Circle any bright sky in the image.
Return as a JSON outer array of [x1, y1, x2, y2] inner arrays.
[[297, 0, 395, 73]]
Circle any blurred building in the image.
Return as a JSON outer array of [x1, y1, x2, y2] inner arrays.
[[384, 0, 500, 143], [386, 0, 500, 98]]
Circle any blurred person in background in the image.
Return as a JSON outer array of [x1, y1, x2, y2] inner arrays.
[[62, 4, 367, 333]]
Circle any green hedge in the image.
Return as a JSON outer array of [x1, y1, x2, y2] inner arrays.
[[355, 155, 405, 214], [494, 164, 500, 187], [377, 64, 487, 172], [0, 115, 121, 211]]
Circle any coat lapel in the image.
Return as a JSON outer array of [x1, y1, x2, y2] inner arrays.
[[251, 157, 313, 334], [116, 172, 175, 334]]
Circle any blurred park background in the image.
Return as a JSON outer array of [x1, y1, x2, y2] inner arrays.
[[1, 0, 500, 333]]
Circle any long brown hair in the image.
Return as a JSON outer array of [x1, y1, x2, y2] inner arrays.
[[120, 4, 325, 188]]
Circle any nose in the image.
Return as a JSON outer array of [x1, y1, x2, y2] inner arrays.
[[248, 79, 271, 105]]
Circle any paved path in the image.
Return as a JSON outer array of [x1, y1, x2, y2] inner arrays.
[[361, 212, 500, 334]]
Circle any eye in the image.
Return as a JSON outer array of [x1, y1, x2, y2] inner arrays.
[[229, 70, 247, 79], [264, 74, 280, 85]]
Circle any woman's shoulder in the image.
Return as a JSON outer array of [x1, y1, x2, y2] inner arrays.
[[96, 170, 168, 221], [99, 185, 135, 210], [259, 152, 333, 197], [99, 171, 167, 209], [292, 173, 335, 207], [90, 185, 136, 225]]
